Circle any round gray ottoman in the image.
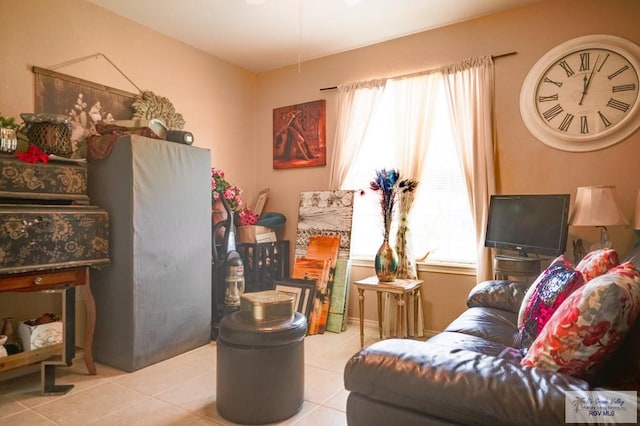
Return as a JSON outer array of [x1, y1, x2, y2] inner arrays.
[[216, 310, 307, 425]]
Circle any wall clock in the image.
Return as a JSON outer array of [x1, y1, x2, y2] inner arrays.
[[520, 34, 640, 152]]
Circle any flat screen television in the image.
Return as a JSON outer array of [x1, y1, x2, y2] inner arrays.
[[484, 194, 571, 257]]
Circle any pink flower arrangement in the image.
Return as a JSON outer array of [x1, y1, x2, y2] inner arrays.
[[239, 208, 260, 226], [211, 168, 243, 212], [211, 168, 263, 227]]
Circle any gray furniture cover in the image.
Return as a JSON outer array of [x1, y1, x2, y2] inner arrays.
[[88, 135, 212, 372]]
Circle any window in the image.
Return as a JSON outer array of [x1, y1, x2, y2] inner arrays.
[[340, 77, 476, 265]]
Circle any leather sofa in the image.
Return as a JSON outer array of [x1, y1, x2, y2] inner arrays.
[[343, 278, 640, 425]]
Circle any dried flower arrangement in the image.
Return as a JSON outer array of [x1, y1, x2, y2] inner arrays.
[[369, 168, 400, 240]]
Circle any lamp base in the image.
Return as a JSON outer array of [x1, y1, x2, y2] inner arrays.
[[589, 226, 612, 251]]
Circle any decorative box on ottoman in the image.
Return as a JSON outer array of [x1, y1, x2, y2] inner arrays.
[[217, 290, 307, 425], [240, 290, 295, 321]]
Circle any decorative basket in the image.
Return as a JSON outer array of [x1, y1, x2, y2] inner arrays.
[[21, 113, 73, 157]]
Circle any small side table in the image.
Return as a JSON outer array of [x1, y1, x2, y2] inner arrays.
[[353, 276, 424, 347]]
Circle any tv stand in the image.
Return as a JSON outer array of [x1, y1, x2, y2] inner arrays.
[[493, 255, 541, 284]]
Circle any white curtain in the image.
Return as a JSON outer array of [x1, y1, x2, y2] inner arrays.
[[382, 74, 441, 338], [329, 79, 387, 190], [442, 56, 496, 282], [388, 72, 441, 180], [328, 56, 497, 334]]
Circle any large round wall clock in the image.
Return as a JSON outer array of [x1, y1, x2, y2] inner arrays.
[[520, 34, 640, 152]]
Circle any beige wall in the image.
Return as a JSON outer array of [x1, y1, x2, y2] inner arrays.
[[256, 0, 640, 331], [2, 0, 640, 335], [0, 0, 257, 198]]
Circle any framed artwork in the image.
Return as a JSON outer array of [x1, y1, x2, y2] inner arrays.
[[273, 99, 326, 169], [253, 188, 269, 216], [295, 190, 355, 260], [275, 283, 302, 308], [296, 236, 340, 335], [275, 278, 317, 321], [326, 258, 352, 333], [291, 257, 331, 335], [33, 66, 136, 158]]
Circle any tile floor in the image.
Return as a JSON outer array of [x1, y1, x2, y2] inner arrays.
[[0, 324, 384, 425]]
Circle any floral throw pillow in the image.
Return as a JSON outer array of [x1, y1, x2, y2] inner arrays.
[[575, 248, 619, 282], [517, 255, 585, 350], [521, 262, 640, 380]]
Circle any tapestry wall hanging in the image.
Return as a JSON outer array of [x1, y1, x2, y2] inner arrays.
[[273, 99, 326, 169], [33, 66, 136, 159]]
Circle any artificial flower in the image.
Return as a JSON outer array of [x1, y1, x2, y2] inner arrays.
[[239, 208, 260, 226], [211, 168, 244, 212], [15, 144, 49, 164]]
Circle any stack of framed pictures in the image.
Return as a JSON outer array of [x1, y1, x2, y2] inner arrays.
[[274, 278, 316, 322], [283, 191, 356, 334]]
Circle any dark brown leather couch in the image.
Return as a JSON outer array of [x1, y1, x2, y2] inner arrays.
[[344, 279, 640, 425]]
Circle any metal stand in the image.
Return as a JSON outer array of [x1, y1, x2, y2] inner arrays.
[[41, 287, 75, 395], [493, 255, 541, 284]]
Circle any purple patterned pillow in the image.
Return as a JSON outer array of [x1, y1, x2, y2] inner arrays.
[[518, 255, 585, 351]]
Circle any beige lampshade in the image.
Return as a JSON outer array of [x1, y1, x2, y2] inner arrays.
[[570, 185, 629, 227]]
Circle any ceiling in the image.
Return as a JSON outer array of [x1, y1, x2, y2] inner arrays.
[[86, 0, 540, 73]]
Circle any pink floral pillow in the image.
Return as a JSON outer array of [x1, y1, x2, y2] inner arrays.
[[521, 262, 640, 379], [575, 248, 619, 282], [517, 255, 585, 350]]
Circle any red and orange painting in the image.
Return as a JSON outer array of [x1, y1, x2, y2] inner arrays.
[[273, 99, 326, 169]]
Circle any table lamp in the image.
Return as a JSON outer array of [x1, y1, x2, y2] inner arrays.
[[569, 185, 629, 250]]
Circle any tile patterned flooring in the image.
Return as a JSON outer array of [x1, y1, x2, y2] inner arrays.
[[0, 324, 384, 425]]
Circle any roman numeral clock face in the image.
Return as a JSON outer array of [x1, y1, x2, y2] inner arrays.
[[520, 35, 640, 151]]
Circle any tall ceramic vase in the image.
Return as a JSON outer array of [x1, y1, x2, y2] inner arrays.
[[375, 239, 398, 282], [395, 191, 417, 279]]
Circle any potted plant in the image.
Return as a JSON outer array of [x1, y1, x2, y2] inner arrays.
[[0, 114, 19, 130], [0, 114, 19, 153]]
